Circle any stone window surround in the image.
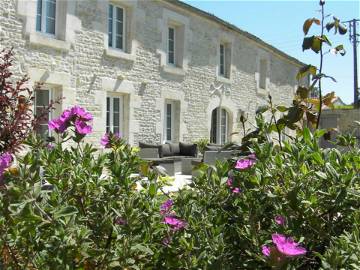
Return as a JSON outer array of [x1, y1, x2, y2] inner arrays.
[[156, 90, 187, 143], [216, 34, 234, 84], [164, 99, 181, 143], [103, 0, 138, 62], [17, 0, 80, 52], [207, 94, 237, 143], [158, 8, 189, 76], [210, 107, 229, 145], [255, 49, 271, 96], [27, 68, 74, 138], [106, 93, 124, 134], [100, 77, 139, 145]]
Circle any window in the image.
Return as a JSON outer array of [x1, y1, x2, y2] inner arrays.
[[168, 27, 176, 65], [36, 0, 56, 35], [108, 4, 125, 50], [259, 59, 267, 89], [210, 107, 228, 145], [34, 89, 52, 137], [218, 43, 231, 78], [165, 102, 174, 141], [106, 95, 123, 134], [219, 44, 225, 76]]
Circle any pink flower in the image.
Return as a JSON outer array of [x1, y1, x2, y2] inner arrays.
[[235, 154, 256, 170], [262, 245, 271, 257], [272, 234, 307, 256], [115, 217, 127, 225], [71, 105, 93, 121], [48, 106, 93, 136], [232, 187, 241, 193], [162, 236, 172, 246], [100, 134, 111, 148], [59, 109, 73, 122], [48, 118, 67, 133], [74, 119, 92, 135], [160, 199, 173, 215], [0, 152, 12, 180], [274, 215, 286, 226], [164, 216, 187, 231], [226, 178, 233, 187]]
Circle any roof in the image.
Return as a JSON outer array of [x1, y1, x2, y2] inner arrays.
[[166, 0, 306, 67]]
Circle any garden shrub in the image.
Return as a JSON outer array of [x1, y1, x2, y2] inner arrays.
[[1, 104, 359, 269]]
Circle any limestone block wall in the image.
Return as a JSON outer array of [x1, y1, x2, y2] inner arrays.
[[320, 109, 360, 148], [0, 0, 304, 146]]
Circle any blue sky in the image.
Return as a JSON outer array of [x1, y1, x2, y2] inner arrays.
[[182, 0, 360, 104]]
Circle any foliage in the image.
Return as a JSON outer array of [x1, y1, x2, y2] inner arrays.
[[297, 1, 347, 128], [0, 48, 57, 155], [193, 138, 209, 156], [1, 105, 360, 269]]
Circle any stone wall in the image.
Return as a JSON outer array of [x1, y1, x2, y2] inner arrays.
[[0, 0, 303, 146], [320, 109, 360, 148]]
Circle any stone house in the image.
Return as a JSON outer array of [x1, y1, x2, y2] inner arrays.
[[0, 0, 305, 146]]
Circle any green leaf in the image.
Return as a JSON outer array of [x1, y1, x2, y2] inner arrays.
[[315, 171, 327, 179], [311, 36, 322, 53], [148, 183, 157, 197], [53, 206, 78, 219], [302, 36, 314, 51], [276, 105, 288, 112], [296, 86, 310, 99], [131, 244, 154, 255], [321, 35, 332, 46], [296, 65, 317, 81], [338, 24, 347, 35], [333, 45, 346, 56], [326, 22, 335, 32], [303, 18, 320, 35]]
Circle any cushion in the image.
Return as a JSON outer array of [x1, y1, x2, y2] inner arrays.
[[179, 142, 197, 157], [139, 142, 162, 157], [161, 143, 173, 157], [204, 145, 222, 151], [167, 142, 180, 155]]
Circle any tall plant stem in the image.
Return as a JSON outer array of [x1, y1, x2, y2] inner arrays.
[[316, 2, 325, 129]]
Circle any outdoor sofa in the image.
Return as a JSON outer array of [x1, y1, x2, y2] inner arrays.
[[138, 142, 201, 175]]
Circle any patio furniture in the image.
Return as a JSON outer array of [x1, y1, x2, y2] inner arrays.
[[138, 141, 199, 175]]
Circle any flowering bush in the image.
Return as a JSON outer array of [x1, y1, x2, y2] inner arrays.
[[1, 108, 359, 269]]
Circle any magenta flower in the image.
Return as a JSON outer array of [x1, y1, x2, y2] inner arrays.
[[226, 178, 233, 187], [160, 199, 173, 215], [74, 119, 92, 135], [48, 106, 93, 136], [100, 134, 110, 148], [262, 245, 271, 257], [59, 109, 73, 122], [0, 152, 12, 180], [48, 118, 67, 133], [274, 215, 286, 226], [115, 217, 127, 225], [235, 153, 256, 170], [232, 187, 241, 193], [272, 234, 307, 256], [162, 236, 172, 246], [164, 216, 187, 231], [71, 105, 93, 121]]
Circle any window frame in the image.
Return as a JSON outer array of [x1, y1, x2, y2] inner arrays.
[[164, 101, 175, 142], [108, 4, 126, 51], [167, 26, 176, 66], [36, 0, 57, 36], [259, 59, 267, 90], [219, 43, 226, 77], [106, 94, 124, 134], [34, 88, 53, 137], [210, 107, 228, 145]]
